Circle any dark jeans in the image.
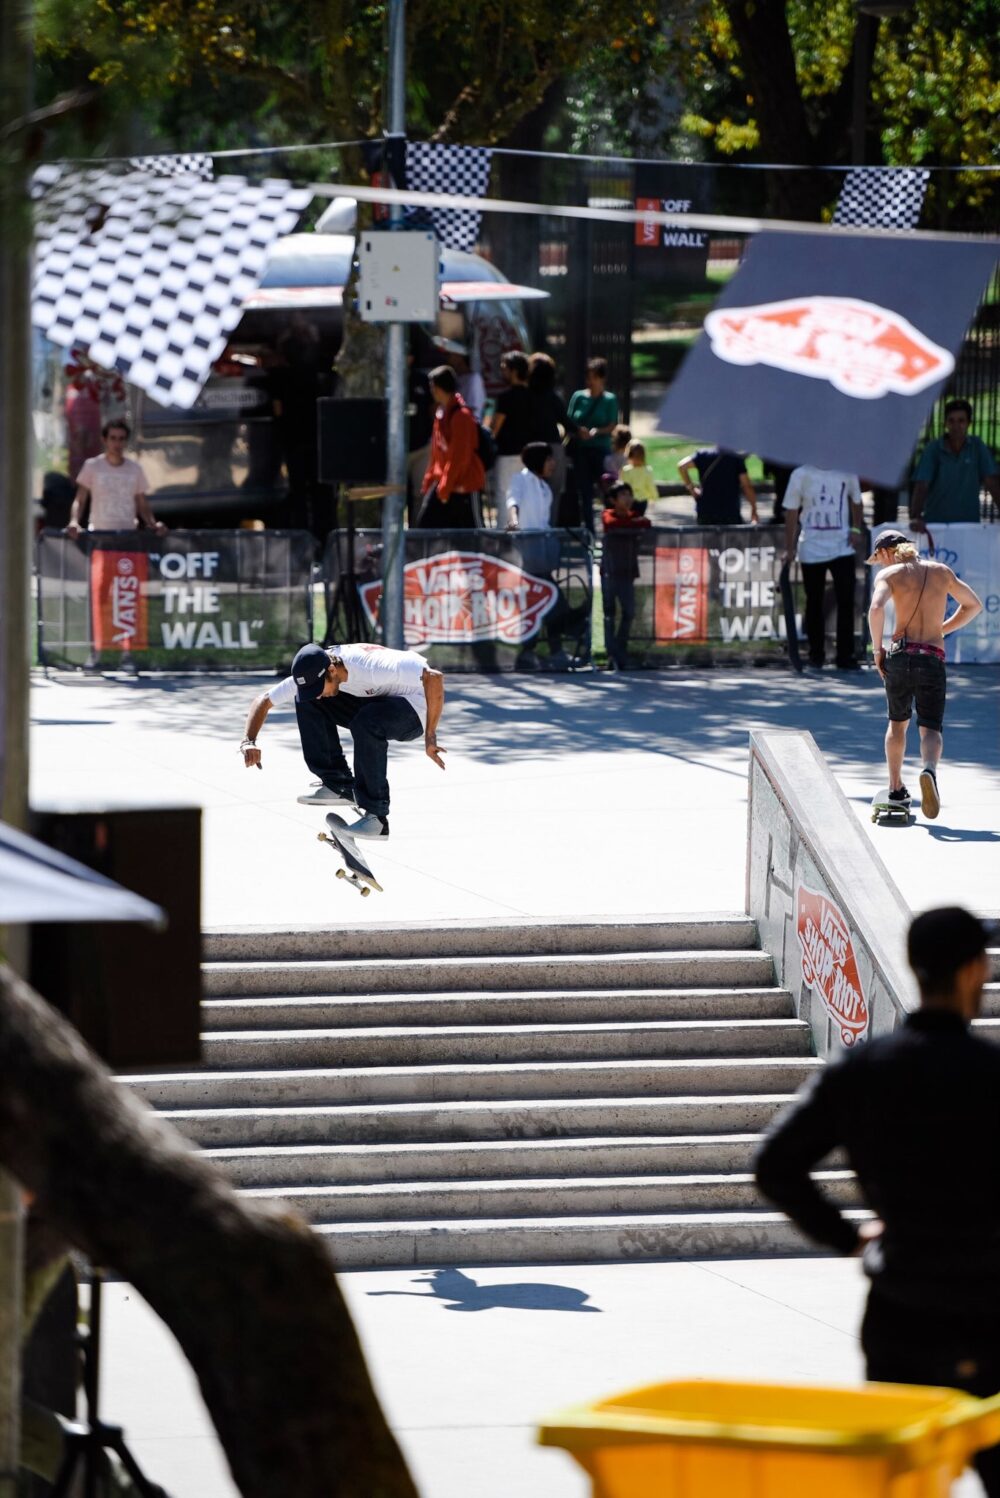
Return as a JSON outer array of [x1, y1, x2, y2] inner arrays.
[[863, 1290, 1000, 1495], [601, 574, 635, 666], [572, 447, 605, 534], [416, 485, 478, 528], [801, 550, 857, 666], [295, 693, 422, 818]]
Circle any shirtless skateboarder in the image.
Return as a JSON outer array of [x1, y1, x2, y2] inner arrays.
[[867, 530, 983, 819]]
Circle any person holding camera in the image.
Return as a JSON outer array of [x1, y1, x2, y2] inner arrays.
[[867, 529, 982, 818]]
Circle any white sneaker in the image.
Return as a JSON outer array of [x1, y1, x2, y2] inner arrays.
[[297, 786, 358, 808], [344, 812, 389, 840]]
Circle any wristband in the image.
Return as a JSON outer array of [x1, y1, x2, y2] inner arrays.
[[241, 738, 256, 750], [850, 526, 862, 534]]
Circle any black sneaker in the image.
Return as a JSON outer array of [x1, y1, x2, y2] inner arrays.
[[919, 767, 940, 819], [888, 786, 911, 804]]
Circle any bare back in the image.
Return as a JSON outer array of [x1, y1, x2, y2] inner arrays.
[[880, 559, 959, 648]]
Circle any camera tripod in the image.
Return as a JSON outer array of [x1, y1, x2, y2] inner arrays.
[[50, 1266, 167, 1498]]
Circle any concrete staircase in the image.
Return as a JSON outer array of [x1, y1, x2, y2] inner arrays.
[[123, 916, 865, 1268]]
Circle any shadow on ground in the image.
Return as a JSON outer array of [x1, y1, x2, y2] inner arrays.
[[367, 1267, 601, 1314], [34, 666, 1000, 783]]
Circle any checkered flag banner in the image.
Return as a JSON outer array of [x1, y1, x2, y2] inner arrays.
[[404, 143, 492, 252], [128, 153, 214, 179], [32, 164, 311, 409], [833, 168, 930, 230]]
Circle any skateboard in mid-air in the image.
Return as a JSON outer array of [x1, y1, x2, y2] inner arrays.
[[778, 559, 803, 674], [870, 790, 913, 826], [318, 812, 384, 896]]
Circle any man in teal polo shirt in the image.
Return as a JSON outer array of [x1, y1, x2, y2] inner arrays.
[[910, 398, 999, 529], [567, 356, 618, 535]]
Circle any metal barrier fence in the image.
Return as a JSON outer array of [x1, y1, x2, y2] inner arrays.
[[43, 521, 995, 672], [36, 528, 315, 670], [322, 523, 866, 670]]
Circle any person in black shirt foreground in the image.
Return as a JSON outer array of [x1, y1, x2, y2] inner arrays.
[[756, 906, 1000, 1492]]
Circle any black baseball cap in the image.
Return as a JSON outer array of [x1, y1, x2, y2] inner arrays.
[[866, 529, 911, 563], [908, 906, 998, 990], [291, 643, 332, 700]]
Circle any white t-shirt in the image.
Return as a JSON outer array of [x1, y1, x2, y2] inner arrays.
[[268, 643, 429, 727], [76, 455, 149, 530], [784, 466, 861, 563], [506, 469, 553, 530]]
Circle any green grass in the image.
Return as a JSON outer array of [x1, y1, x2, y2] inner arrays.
[[638, 435, 766, 486]]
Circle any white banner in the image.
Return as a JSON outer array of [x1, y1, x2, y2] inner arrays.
[[871, 522, 1000, 664]]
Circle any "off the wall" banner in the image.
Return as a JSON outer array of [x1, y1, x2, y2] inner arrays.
[[38, 529, 314, 670]]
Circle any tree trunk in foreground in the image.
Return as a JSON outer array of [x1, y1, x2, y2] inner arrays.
[[0, 962, 419, 1498]]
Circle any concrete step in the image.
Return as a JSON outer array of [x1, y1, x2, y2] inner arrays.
[[202, 915, 758, 964], [199, 1018, 811, 1070], [201, 986, 795, 1031], [126, 1056, 819, 1109], [165, 1093, 798, 1149], [201, 949, 775, 998], [204, 1133, 772, 1186], [241, 1171, 860, 1224], [310, 1209, 870, 1268]]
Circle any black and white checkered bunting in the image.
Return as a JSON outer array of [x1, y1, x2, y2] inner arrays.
[[128, 153, 214, 180], [32, 165, 311, 409], [833, 168, 930, 230], [405, 143, 492, 252]]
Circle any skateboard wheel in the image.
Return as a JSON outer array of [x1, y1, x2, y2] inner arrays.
[[336, 867, 346, 880], [360, 886, 371, 897], [871, 812, 878, 822]]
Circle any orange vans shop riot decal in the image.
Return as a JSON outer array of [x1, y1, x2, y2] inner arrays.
[[359, 550, 559, 646], [90, 550, 149, 650], [795, 883, 869, 1045], [704, 296, 954, 401]]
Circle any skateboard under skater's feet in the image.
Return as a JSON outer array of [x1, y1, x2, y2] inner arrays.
[[870, 789, 913, 826], [318, 813, 384, 896]]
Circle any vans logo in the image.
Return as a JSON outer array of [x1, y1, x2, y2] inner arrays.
[[91, 550, 149, 650], [705, 296, 953, 400], [795, 883, 869, 1045], [359, 550, 558, 646]]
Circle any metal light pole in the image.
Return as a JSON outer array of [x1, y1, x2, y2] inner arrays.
[[851, 0, 916, 165], [380, 0, 408, 649]]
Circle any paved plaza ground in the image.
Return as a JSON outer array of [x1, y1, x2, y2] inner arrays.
[[29, 662, 999, 1496]]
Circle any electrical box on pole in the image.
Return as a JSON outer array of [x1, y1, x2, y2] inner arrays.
[[358, 231, 440, 323]]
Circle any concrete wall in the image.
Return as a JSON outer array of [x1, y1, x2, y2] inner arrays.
[[746, 729, 915, 1058]]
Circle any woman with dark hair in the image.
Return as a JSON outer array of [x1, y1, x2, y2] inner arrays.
[[526, 353, 569, 518], [416, 365, 484, 528]]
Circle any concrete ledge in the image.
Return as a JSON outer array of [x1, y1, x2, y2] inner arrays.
[[747, 729, 914, 1057], [201, 914, 756, 964]]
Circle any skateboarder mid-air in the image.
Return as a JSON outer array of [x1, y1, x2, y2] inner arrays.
[[867, 531, 982, 819], [240, 642, 446, 839]]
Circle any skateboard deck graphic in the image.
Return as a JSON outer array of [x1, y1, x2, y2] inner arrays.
[[871, 790, 913, 826], [779, 560, 803, 674], [318, 813, 384, 895]]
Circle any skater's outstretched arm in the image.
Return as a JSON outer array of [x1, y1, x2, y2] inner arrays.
[[421, 668, 446, 770], [241, 692, 272, 768]]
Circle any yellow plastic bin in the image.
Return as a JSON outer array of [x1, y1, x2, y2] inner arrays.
[[538, 1379, 1000, 1498]]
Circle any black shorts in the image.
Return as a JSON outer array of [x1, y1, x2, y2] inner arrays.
[[884, 649, 946, 732]]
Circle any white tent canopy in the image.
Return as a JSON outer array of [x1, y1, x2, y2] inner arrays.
[[0, 820, 164, 927]]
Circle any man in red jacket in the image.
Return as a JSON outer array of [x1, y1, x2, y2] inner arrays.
[[417, 364, 484, 528]]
